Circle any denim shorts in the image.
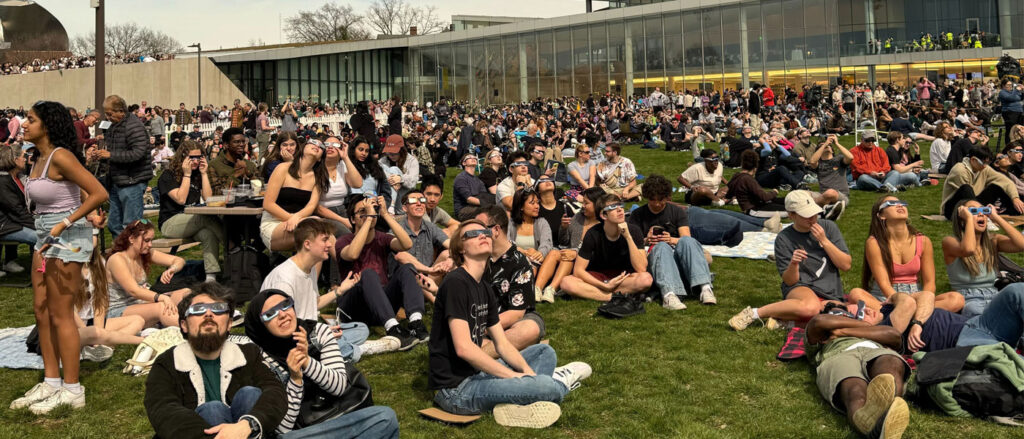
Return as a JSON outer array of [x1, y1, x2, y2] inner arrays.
[[870, 282, 919, 303], [34, 211, 93, 264]]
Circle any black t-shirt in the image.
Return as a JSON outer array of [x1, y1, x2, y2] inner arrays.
[[538, 199, 568, 247], [479, 166, 508, 189], [157, 169, 202, 228], [627, 203, 689, 238], [578, 223, 645, 273], [428, 267, 500, 389], [484, 245, 535, 314], [880, 305, 967, 352]]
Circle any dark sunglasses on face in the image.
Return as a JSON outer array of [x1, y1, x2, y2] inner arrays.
[[188, 155, 203, 160], [969, 206, 992, 215], [185, 302, 231, 317], [706, 156, 719, 162], [462, 229, 493, 240], [997, 154, 1009, 161], [879, 200, 908, 209], [602, 203, 624, 212], [511, 161, 529, 167], [405, 196, 427, 205], [260, 297, 295, 322], [579, 150, 591, 154]]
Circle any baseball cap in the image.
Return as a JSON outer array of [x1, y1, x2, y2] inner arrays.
[[784, 190, 823, 218], [383, 134, 404, 154], [862, 129, 877, 142]]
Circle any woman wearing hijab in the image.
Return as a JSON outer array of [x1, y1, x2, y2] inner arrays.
[[244, 289, 399, 438]]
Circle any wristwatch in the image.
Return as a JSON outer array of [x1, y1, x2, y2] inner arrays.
[[910, 319, 924, 328], [241, 415, 261, 438]]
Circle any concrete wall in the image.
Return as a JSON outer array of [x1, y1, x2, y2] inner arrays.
[[0, 57, 248, 111]]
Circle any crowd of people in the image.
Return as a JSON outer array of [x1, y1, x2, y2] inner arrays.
[[1, 71, 1024, 437], [0, 53, 174, 76]]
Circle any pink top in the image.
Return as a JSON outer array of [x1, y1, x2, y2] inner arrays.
[[25, 150, 80, 214], [890, 234, 924, 285]]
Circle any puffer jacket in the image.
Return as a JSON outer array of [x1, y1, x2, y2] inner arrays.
[[105, 113, 153, 187], [0, 172, 33, 236]]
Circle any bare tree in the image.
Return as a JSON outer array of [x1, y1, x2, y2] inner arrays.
[[284, 3, 368, 43], [366, 0, 447, 36], [69, 23, 181, 58]]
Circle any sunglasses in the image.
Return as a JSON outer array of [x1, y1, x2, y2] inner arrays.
[[511, 161, 529, 167], [602, 203, 624, 212], [706, 157, 719, 162], [260, 297, 294, 322], [969, 206, 992, 215], [536, 178, 554, 185], [579, 150, 591, 154], [188, 155, 203, 160], [185, 302, 231, 317], [879, 200, 908, 209], [997, 154, 1009, 161], [361, 191, 378, 199], [405, 196, 427, 205], [825, 300, 866, 321], [133, 219, 151, 226], [462, 229, 493, 240], [1013, 149, 1024, 153], [324, 142, 341, 148]]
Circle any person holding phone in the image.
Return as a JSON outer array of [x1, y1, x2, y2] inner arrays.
[[157, 140, 221, 281]]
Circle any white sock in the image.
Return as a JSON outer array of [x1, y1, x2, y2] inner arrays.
[[384, 319, 399, 331], [751, 308, 761, 319], [63, 381, 83, 394], [408, 312, 422, 322], [205, 274, 218, 282], [44, 377, 62, 389]]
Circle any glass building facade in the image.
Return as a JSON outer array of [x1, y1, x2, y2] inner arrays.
[[214, 0, 1024, 106]]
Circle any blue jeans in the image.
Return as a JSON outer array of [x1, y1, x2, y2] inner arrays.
[[0, 226, 37, 245], [280, 406, 399, 439], [960, 286, 999, 319], [687, 206, 762, 245], [433, 344, 566, 415], [957, 284, 1024, 347], [108, 182, 147, 237], [195, 386, 260, 427], [854, 171, 901, 191], [648, 239, 713, 297], [336, 321, 370, 363]]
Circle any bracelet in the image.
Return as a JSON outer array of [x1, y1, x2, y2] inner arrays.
[[154, 292, 162, 303], [62, 217, 73, 228]]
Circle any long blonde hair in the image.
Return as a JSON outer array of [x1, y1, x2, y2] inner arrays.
[[951, 199, 997, 276], [82, 239, 109, 314]]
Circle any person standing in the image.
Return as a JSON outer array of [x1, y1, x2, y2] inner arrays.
[[229, 99, 245, 130], [999, 79, 1023, 146], [96, 95, 152, 238], [11, 101, 108, 414]]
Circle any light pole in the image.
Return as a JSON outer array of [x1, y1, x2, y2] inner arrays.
[[188, 43, 201, 109], [91, 0, 104, 113]]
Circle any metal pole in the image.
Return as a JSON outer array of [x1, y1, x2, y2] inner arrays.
[[197, 45, 201, 108], [94, 0, 104, 113]]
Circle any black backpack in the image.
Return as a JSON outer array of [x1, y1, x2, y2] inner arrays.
[[221, 245, 270, 304]]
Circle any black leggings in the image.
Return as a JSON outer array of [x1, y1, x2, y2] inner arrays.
[[1003, 111, 1021, 146], [942, 184, 1021, 219], [336, 264, 424, 326]]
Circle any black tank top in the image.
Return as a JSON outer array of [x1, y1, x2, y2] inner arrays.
[[277, 187, 312, 213]]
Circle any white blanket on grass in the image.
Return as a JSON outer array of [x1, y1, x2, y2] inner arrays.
[[702, 231, 777, 260]]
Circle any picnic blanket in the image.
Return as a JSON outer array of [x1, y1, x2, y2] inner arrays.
[[0, 326, 44, 370], [702, 231, 777, 260]]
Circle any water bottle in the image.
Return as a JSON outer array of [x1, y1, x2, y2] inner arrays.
[[722, 143, 730, 162]]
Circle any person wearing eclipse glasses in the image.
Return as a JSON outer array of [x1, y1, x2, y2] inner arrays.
[[144, 282, 287, 439]]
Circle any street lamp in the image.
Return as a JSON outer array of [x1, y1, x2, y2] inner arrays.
[[188, 43, 201, 109]]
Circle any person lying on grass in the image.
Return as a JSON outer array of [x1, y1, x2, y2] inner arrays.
[[804, 306, 911, 439], [558, 193, 653, 302], [427, 219, 591, 427], [730, 190, 852, 330]]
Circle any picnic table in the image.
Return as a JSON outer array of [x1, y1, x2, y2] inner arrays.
[[184, 205, 265, 251]]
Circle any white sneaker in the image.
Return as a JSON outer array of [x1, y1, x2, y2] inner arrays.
[[231, 310, 245, 328], [762, 215, 783, 234], [139, 328, 159, 338], [534, 285, 543, 303], [552, 361, 592, 391], [713, 199, 726, 207], [493, 401, 561, 428], [541, 286, 556, 304], [10, 382, 59, 409], [699, 285, 717, 305], [662, 293, 687, 311], [81, 345, 114, 362], [3, 261, 24, 273], [28, 386, 85, 414], [359, 336, 401, 356]]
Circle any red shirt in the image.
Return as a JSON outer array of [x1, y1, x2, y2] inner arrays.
[[335, 230, 394, 283], [851, 143, 892, 178]]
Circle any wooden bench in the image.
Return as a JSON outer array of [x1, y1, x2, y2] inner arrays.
[[151, 238, 198, 254]]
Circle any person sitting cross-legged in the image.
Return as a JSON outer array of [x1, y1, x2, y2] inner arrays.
[[243, 290, 400, 439], [730, 190, 852, 330], [428, 220, 591, 427], [143, 283, 287, 439], [804, 307, 911, 438], [627, 174, 716, 309], [392, 190, 452, 303], [559, 193, 654, 301], [335, 194, 425, 351]]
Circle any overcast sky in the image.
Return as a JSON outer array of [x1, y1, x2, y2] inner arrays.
[[31, 0, 598, 50]]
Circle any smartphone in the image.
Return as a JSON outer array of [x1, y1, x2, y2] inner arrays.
[[651, 225, 666, 236], [563, 203, 573, 218], [98, 120, 112, 130]]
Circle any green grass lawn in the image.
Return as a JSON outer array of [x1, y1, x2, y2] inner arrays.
[[0, 137, 1019, 438]]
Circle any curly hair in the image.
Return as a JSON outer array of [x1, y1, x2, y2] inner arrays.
[[31, 101, 82, 163], [170, 140, 204, 181], [641, 174, 672, 200], [110, 220, 156, 273]]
